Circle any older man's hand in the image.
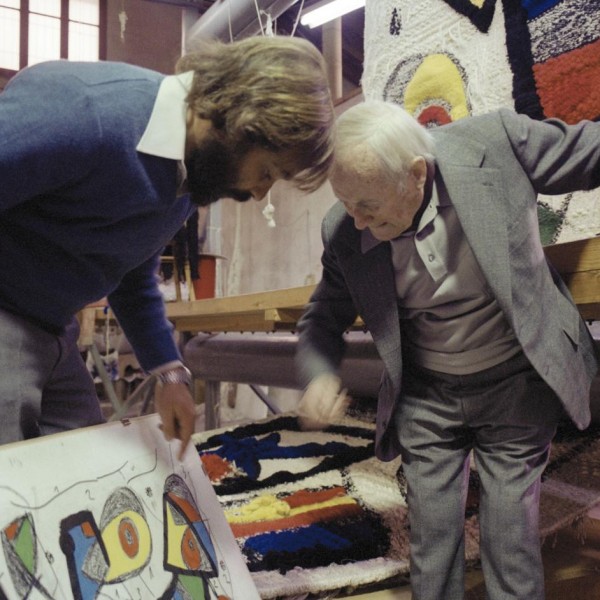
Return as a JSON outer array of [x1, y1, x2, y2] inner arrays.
[[296, 373, 350, 431]]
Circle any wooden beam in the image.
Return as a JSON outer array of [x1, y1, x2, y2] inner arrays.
[[544, 236, 600, 275], [543, 237, 600, 319], [160, 236, 600, 334], [165, 285, 315, 320], [263, 308, 306, 324], [556, 270, 600, 305], [167, 313, 282, 333]]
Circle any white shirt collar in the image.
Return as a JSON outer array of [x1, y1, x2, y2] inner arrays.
[[136, 71, 194, 160]]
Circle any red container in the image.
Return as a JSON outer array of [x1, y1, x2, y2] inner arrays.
[[193, 254, 217, 299]]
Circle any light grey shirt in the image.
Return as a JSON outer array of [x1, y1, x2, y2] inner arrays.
[[364, 180, 520, 375]]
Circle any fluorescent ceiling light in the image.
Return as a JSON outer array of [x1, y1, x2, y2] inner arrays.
[[300, 0, 365, 28]]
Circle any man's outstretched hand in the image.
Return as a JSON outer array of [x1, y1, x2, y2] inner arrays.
[[155, 382, 197, 460], [296, 373, 350, 431]]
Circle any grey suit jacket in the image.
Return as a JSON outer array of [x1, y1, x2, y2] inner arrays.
[[297, 108, 600, 461]]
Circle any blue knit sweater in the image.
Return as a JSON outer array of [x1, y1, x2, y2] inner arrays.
[[0, 60, 196, 370]]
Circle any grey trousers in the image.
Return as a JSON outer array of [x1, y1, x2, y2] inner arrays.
[[0, 307, 104, 444], [395, 351, 563, 600]]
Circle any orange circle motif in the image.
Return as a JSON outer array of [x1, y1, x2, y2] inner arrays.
[[118, 517, 140, 558], [181, 527, 202, 570]]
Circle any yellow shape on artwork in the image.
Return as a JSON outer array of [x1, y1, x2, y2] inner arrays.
[[224, 493, 357, 524], [404, 54, 469, 122], [102, 510, 151, 581], [164, 502, 210, 571], [225, 495, 290, 523], [165, 503, 188, 569]]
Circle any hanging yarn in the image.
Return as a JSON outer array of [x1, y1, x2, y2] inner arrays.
[[118, 1, 128, 43], [264, 12, 274, 37], [262, 191, 276, 227]]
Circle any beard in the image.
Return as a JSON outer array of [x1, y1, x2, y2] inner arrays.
[[184, 136, 253, 207]]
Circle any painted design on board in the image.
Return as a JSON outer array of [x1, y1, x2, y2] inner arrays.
[[2, 514, 53, 599], [0, 417, 250, 599], [2, 483, 229, 599], [161, 474, 226, 599], [59, 487, 153, 598]]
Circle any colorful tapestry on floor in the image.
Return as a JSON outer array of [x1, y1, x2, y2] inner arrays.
[[194, 415, 600, 599], [362, 0, 600, 244]]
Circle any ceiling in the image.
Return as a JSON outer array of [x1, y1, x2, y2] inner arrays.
[[191, 0, 365, 91], [276, 1, 365, 91]]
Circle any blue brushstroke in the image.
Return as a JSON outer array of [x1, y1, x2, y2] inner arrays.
[[244, 525, 351, 554], [521, 0, 561, 20], [210, 433, 350, 480]]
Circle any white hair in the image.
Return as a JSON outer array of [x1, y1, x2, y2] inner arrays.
[[334, 100, 435, 186]]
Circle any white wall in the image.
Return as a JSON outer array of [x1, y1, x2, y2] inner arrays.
[[218, 93, 363, 296], [214, 93, 363, 421]]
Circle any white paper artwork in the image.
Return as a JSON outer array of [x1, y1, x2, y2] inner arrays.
[[0, 414, 260, 599]]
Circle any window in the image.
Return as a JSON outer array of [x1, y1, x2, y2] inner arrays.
[[0, 0, 20, 71], [0, 0, 106, 74]]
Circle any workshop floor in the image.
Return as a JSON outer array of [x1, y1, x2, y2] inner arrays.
[[335, 506, 600, 600]]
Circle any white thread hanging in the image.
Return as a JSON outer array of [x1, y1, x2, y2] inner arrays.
[[262, 191, 276, 227], [226, 0, 233, 42], [252, 0, 265, 36], [118, 1, 128, 42], [291, 0, 305, 36], [264, 12, 274, 36]]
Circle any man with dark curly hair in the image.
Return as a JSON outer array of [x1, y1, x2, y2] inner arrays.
[[0, 35, 334, 458]]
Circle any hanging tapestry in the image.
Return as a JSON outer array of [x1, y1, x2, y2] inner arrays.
[[362, 0, 600, 244]]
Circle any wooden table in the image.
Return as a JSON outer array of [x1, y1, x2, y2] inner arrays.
[[165, 236, 600, 334], [164, 284, 317, 333], [542, 236, 600, 321]]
